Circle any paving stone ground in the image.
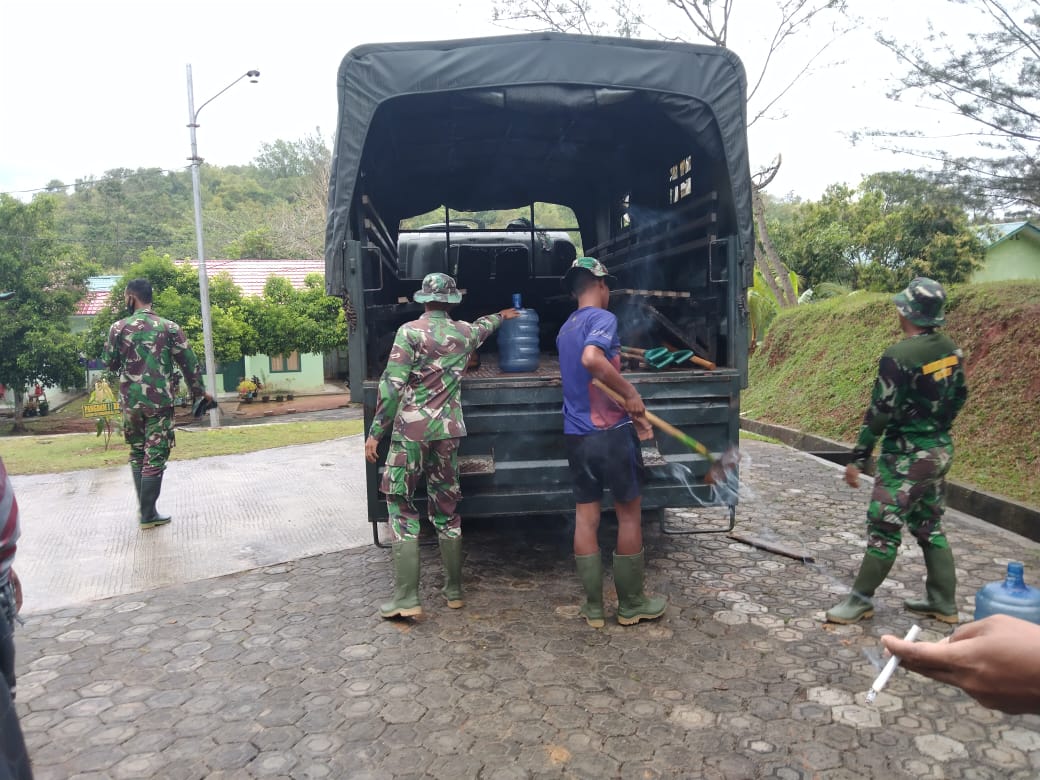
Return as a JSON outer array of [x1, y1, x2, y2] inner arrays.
[[14, 438, 1040, 779]]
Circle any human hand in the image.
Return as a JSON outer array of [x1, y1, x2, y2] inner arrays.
[[881, 615, 1040, 714], [844, 464, 860, 488], [364, 436, 380, 464], [499, 308, 521, 320], [10, 569, 21, 613], [623, 390, 646, 419]]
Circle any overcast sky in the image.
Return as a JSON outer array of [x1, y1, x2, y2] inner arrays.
[[1, 0, 980, 203]]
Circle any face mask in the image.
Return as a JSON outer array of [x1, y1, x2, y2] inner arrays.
[[125, 299, 135, 315]]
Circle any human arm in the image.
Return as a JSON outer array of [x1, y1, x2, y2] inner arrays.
[[848, 355, 903, 478], [467, 308, 520, 351], [9, 570, 20, 613], [881, 615, 1040, 714], [581, 344, 645, 419], [169, 323, 208, 399], [367, 326, 416, 444], [102, 322, 122, 372]]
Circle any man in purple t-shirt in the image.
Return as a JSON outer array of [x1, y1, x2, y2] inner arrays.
[[556, 257, 666, 628]]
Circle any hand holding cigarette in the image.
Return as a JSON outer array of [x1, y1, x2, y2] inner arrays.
[[881, 615, 1040, 714], [867, 624, 921, 703]]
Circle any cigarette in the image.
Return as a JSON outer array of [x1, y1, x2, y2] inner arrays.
[[866, 624, 921, 704]]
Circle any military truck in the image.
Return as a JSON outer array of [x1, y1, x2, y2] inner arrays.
[[325, 33, 754, 545]]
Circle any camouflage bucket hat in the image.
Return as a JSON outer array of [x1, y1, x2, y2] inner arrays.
[[414, 272, 462, 304], [562, 256, 617, 291], [893, 277, 946, 327]]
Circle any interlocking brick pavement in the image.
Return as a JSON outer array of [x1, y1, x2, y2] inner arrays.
[[14, 439, 1040, 778]]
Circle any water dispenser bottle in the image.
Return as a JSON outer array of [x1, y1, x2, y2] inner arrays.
[[499, 295, 539, 373], [974, 562, 1040, 624]]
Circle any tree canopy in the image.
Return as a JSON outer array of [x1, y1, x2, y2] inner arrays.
[[768, 172, 984, 290], [874, 0, 1040, 211], [0, 194, 95, 430]]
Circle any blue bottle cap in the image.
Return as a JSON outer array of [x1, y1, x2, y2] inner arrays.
[[512, 293, 522, 310]]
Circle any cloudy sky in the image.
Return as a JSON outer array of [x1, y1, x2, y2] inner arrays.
[[1, 0, 980, 202]]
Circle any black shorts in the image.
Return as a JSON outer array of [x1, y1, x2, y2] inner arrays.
[[565, 424, 645, 504]]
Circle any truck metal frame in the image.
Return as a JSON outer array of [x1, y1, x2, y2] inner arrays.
[[325, 34, 754, 545]]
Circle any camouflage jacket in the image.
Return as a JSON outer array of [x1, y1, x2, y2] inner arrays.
[[369, 310, 503, 442], [850, 332, 968, 470], [103, 308, 206, 412]]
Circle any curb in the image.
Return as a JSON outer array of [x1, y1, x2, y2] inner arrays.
[[740, 417, 1040, 543]]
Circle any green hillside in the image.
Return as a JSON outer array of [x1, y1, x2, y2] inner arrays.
[[743, 281, 1040, 507]]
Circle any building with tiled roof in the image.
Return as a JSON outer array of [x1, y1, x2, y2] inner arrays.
[[73, 259, 334, 396], [176, 258, 324, 297]]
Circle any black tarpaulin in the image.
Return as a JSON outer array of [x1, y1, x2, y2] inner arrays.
[[325, 33, 752, 262]]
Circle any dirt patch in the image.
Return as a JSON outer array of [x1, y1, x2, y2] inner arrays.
[[228, 393, 353, 420], [3, 393, 355, 436]]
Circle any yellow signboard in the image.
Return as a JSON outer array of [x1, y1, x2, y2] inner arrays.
[[82, 401, 121, 418]]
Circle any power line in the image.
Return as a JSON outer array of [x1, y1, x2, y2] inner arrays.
[[0, 165, 198, 197]]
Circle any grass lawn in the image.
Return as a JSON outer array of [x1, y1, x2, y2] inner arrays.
[[0, 419, 364, 475]]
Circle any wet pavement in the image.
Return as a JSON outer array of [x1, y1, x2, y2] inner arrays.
[[10, 436, 1040, 779]]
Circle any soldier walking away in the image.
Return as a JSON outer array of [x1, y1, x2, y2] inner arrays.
[[557, 257, 665, 628], [103, 278, 212, 530], [827, 277, 968, 625], [0, 457, 33, 779], [364, 272, 519, 619]]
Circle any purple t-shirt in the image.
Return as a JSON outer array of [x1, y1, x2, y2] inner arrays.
[[556, 306, 630, 435]]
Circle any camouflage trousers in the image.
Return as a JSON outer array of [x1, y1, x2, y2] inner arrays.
[[865, 445, 954, 560], [124, 408, 175, 477], [379, 438, 462, 543]]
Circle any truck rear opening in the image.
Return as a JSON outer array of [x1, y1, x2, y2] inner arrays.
[[325, 34, 754, 542]]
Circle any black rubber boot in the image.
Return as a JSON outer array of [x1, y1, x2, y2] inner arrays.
[[574, 553, 605, 628], [904, 544, 959, 623], [131, 465, 143, 521], [380, 539, 423, 618], [825, 553, 895, 624], [139, 474, 172, 529], [438, 535, 464, 609]]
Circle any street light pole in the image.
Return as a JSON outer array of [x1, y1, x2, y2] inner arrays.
[[186, 64, 260, 427]]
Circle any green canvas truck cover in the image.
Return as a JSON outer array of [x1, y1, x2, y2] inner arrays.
[[325, 32, 753, 268]]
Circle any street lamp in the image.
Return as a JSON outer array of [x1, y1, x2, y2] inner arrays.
[[186, 64, 260, 427]]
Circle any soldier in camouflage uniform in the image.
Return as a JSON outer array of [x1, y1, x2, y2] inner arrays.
[[364, 272, 519, 618], [827, 278, 968, 624], [103, 279, 212, 529]]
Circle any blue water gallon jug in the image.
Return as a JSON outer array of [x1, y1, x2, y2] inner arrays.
[[499, 307, 540, 373], [974, 562, 1040, 624]]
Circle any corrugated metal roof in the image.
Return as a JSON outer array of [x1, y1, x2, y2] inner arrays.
[[977, 221, 1040, 247]]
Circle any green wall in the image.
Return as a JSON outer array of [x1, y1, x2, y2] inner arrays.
[[975, 229, 1040, 282]]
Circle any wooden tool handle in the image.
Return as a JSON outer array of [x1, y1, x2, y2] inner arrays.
[[622, 345, 715, 370], [591, 379, 712, 459]]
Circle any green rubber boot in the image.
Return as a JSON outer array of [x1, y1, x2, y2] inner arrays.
[[380, 539, 423, 618], [438, 535, 464, 609], [904, 544, 959, 624], [574, 553, 605, 628], [825, 553, 895, 624], [613, 550, 666, 626], [139, 474, 172, 529]]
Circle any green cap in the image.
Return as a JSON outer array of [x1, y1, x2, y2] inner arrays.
[[414, 272, 462, 304], [893, 277, 946, 327], [563, 256, 617, 290]]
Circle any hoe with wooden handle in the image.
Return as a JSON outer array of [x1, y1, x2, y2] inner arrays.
[[592, 378, 736, 485]]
